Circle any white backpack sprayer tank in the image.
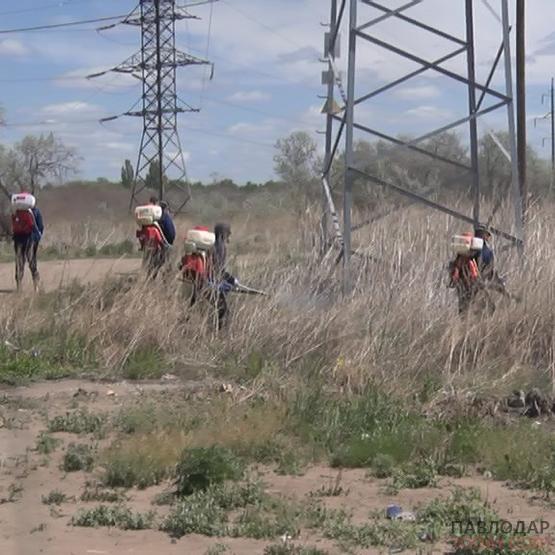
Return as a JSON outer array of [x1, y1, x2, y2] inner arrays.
[[185, 227, 215, 253], [451, 234, 483, 256], [135, 204, 162, 227], [11, 193, 36, 212]]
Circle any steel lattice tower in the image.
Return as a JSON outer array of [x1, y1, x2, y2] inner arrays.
[[92, 1, 210, 213], [320, 0, 524, 294]]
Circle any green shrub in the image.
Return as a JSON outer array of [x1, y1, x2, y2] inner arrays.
[[122, 346, 165, 380], [41, 490, 68, 505], [102, 441, 172, 489], [48, 410, 106, 435], [161, 482, 263, 538], [35, 433, 62, 455], [175, 446, 244, 497], [264, 546, 330, 555], [62, 444, 95, 472], [71, 505, 155, 530]]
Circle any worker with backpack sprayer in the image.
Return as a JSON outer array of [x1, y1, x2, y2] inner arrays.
[[134, 199, 171, 280], [11, 191, 44, 292], [179, 222, 266, 330], [447, 225, 510, 316]]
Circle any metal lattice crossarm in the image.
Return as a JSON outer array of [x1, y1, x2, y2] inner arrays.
[[90, 0, 212, 214], [321, 0, 525, 294]]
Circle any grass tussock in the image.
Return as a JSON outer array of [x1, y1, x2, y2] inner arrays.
[[0, 203, 552, 394]]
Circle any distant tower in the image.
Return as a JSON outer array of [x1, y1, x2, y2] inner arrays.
[[91, 0, 211, 213]]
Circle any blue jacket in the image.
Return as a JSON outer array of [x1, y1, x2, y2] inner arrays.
[[13, 207, 44, 244], [159, 211, 175, 245], [475, 243, 494, 279]]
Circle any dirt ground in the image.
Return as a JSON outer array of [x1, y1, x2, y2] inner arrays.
[[0, 258, 142, 294], [1, 258, 555, 554], [2, 378, 555, 555]]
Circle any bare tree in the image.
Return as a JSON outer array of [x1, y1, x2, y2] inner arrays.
[[4, 133, 79, 194]]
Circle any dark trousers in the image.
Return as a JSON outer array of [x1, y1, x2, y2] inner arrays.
[[190, 285, 229, 330], [143, 246, 168, 280], [14, 239, 39, 289]]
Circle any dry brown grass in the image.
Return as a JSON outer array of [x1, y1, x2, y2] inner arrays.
[[1, 200, 554, 400]]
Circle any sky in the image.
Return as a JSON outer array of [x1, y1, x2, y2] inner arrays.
[[0, 0, 555, 185]]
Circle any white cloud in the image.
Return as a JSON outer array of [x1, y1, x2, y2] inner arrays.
[[0, 39, 28, 57], [227, 121, 275, 136], [394, 85, 441, 100], [227, 90, 271, 103], [405, 105, 453, 120], [105, 142, 134, 152], [55, 67, 137, 92], [41, 101, 100, 116]]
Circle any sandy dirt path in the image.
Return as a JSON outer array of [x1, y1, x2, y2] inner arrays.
[[0, 257, 142, 294]]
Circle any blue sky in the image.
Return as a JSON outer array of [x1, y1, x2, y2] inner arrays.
[[0, 0, 554, 184]]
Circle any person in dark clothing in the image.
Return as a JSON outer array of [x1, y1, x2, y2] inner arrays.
[[143, 197, 174, 279], [13, 204, 44, 291], [158, 200, 176, 246], [473, 225, 509, 299], [209, 223, 236, 330]]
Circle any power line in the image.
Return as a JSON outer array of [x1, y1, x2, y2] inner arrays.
[[220, 0, 307, 50], [0, 14, 127, 34], [0, 0, 133, 18]]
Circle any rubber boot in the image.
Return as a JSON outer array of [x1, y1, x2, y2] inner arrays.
[[33, 273, 40, 293]]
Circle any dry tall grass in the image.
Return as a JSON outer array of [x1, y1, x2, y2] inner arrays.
[[1, 202, 554, 401]]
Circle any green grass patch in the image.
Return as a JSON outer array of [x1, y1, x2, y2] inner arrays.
[[101, 434, 180, 489], [161, 481, 266, 538], [35, 433, 62, 455], [0, 332, 95, 385], [71, 505, 155, 530], [62, 443, 95, 472], [122, 346, 166, 380], [48, 410, 106, 436], [175, 446, 245, 497], [264, 546, 330, 555], [41, 490, 68, 505]]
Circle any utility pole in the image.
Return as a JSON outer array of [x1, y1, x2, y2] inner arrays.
[[321, 0, 338, 249], [465, 0, 480, 225], [90, 0, 211, 213], [551, 77, 554, 187], [343, 0, 357, 296], [516, 0, 527, 221]]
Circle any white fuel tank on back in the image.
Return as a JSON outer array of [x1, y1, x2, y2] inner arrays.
[[451, 234, 483, 255], [135, 205, 162, 226], [11, 193, 36, 212], [186, 227, 215, 251]]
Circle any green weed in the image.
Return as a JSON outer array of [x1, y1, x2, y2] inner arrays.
[[122, 346, 165, 380], [264, 546, 330, 555], [71, 505, 155, 530], [80, 485, 127, 503], [35, 433, 62, 455], [161, 482, 264, 538], [41, 490, 68, 505], [152, 491, 175, 506], [48, 410, 106, 436], [62, 443, 95, 472], [101, 437, 175, 489], [175, 446, 244, 497], [390, 458, 439, 490], [204, 545, 230, 555]]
